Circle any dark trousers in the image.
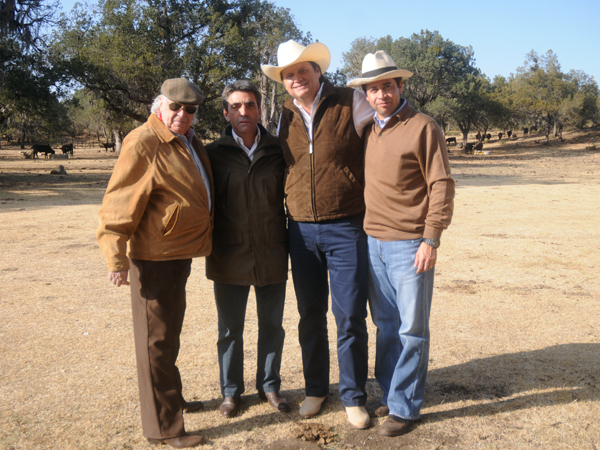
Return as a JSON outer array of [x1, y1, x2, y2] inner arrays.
[[214, 281, 286, 397], [288, 214, 369, 406], [129, 258, 192, 440]]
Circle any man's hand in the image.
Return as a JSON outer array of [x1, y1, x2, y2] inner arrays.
[[414, 242, 437, 274], [109, 271, 130, 287]]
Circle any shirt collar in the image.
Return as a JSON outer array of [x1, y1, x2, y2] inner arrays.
[[374, 99, 406, 129], [231, 126, 261, 152]]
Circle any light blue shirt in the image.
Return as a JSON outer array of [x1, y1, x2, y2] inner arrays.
[[175, 128, 212, 212]]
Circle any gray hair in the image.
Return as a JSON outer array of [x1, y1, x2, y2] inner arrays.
[[221, 80, 261, 111], [150, 94, 199, 126]]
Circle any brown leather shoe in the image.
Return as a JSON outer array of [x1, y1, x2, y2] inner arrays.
[[258, 391, 290, 412], [183, 400, 204, 413], [219, 396, 240, 418], [147, 432, 205, 448], [379, 415, 415, 437]]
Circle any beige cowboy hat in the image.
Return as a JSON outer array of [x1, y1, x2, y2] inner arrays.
[[347, 50, 413, 88], [262, 40, 331, 83]]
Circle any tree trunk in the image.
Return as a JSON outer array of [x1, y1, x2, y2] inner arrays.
[[268, 82, 278, 134], [259, 71, 269, 127], [113, 129, 123, 154]]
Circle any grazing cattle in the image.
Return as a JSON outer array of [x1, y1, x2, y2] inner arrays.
[[102, 142, 116, 152], [61, 144, 74, 156], [31, 144, 55, 159], [474, 142, 483, 150], [446, 137, 457, 145], [485, 133, 491, 140], [507, 130, 513, 138], [464, 143, 474, 154], [498, 132, 503, 140], [523, 127, 529, 135], [531, 126, 538, 132], [475, 132, 481, 141]]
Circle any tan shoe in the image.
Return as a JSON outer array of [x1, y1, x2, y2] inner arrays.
[[346, 406, 371, 429], [298, 396, 327, 419]]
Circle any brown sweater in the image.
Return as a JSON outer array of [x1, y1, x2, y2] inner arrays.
[[363, 102, 454, 241]]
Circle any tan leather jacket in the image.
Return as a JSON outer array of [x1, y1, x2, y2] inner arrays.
[[97, 114, 213, 272]]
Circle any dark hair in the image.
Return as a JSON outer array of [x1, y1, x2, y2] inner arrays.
[[361, 77, 403, 93], [222, 80, 261, 111], [280, 61, 325, 83]]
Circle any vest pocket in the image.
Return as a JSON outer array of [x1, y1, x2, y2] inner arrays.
[[163, 204, 180, 236]]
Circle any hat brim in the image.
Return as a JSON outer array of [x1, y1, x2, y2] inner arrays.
[[262, 42, 331, 83], [347, 69, 413, 88]]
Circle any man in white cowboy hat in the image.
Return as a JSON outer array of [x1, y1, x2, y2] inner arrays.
[[348, 51, 454, 437], [262, 40, 374, 429]]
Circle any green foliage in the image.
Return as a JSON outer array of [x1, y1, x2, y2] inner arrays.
[[50, 0, 308, 138], [508, 50, 599, 140]]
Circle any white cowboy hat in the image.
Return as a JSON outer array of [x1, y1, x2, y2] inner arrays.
[[261, 40, 331, 83], [347, 50, 413, 88]]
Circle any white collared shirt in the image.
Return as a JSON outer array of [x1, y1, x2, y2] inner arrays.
[[277, 83, 374, 140], [232, 126, 261, 161], [175, 128, 212, 212], [374, 99, 407, 129]]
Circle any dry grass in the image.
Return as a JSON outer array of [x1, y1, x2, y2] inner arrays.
[[1, 129, 599, 449]]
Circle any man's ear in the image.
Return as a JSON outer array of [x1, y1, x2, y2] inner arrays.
[[223, 108, 230, 122]]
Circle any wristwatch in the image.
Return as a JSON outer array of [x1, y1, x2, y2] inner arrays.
[[423, 238, 440, 249]]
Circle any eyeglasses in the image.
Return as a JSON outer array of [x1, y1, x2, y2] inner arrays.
[[168, 102, 198, 114]]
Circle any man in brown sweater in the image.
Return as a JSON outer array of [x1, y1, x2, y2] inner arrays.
[[348, 51, 455, 437]]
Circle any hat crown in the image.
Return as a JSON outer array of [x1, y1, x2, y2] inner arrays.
[[277, 40, 309, 67], [361, 50, 397, 75]]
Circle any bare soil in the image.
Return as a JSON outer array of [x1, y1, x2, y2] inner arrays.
[[1, 129, 599, 450]]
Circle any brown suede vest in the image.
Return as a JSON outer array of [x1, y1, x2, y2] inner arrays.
[[279, 81, 365, 222]]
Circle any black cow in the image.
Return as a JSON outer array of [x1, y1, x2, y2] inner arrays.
[[507, 130, 513, 138], [446, 137, 457, 145], [61, 144, 74, 156], [474, 142, 483, 150], [486, 133, 491, 140], [523, 127, 529, 135], [32, 144, 55, 159], [475, 132, 482, 141], [498, 132, 503, 140], [102, 142, 116, 152], [531, 126, 538, 132], [464, 143, 474, 154]]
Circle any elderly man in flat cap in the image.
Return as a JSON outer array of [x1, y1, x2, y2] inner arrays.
[[262, 40, 374, 429], [97, 78, 212, 448], [348, 52, 454, 437]]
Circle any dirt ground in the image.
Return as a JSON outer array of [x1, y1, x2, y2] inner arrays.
[[1, 129, 599, 450]]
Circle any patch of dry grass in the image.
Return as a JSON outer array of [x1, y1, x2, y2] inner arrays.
[[1, 129, 599, 449]]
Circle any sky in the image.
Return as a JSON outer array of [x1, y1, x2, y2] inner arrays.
[[58, 0, 600, 83]]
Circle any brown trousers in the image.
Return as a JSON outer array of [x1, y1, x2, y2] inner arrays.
[[129, 258, 192, 440]]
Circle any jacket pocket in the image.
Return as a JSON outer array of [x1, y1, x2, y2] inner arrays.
[[342, 166, 363, 188], [163, 204, 180, 236]]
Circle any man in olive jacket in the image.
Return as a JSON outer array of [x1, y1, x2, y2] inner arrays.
[[97, 78, 212, 448], [205, 80, 289, 419]]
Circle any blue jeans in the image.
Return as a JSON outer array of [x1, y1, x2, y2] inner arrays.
[[367, 236, 434, 420], [214, 281, 286, 397], [289, 215, 369, 407]]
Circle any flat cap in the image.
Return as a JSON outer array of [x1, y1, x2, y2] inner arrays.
[[160, 78, 204, 104]]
